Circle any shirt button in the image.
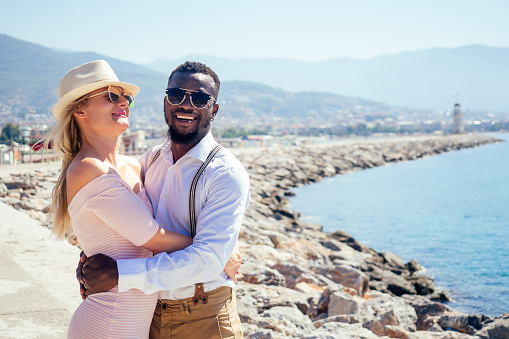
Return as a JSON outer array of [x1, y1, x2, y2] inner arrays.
[[162, 194, 167, 199]]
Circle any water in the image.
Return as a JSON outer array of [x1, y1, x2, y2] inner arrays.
[[290, 134, 509, 316]]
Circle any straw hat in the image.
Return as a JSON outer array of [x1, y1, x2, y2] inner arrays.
[[53, 60, 140, 120]]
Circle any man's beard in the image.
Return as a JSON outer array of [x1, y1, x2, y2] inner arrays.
[[167, 124, 199, 144], [166, 113, 211, 144]]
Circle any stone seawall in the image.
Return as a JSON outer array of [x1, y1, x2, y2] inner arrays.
[[1, 134, 508, 338], [230, 134, 508, 338]]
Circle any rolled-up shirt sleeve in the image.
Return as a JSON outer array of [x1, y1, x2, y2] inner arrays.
[[117, 165, 250, 294]]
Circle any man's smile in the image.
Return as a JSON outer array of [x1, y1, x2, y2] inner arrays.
[[175, 114, 196, 121]]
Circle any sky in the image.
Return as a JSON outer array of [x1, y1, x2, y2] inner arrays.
[[1, 0, 509, 65]]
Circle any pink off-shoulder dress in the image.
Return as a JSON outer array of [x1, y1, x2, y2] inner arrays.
[[67, 174, 159, 339]]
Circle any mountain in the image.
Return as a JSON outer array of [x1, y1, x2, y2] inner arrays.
[[146, 46, 509, 112], [0, 34, 407, 128], [0, 34, 167, 118]]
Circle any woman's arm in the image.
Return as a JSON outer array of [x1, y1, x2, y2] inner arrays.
[[142, 228, 193, 254]]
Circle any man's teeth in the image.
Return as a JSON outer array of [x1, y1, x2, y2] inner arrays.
[[176, 115, 194, 120]]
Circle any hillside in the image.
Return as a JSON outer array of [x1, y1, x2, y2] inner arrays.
[[0, 34, 426, 129], [146, 46, 509, 112], [0, 34, 167, 119]]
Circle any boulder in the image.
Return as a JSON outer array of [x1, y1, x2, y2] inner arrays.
[[241, 259, 286, 286], [476, 315, 509, 339], [0, 183, 8, 196], [237, 282, 314, 316], [272, 262, 339, 289], [256, 306, 315, 337], [366, 264, 417, 296], [310, 263, 369, 297], [364, 291, 417, 333], [327, 290, 374, 321], [276, 238, 332, 262], [438, 314, 481, 335], [3, 181, 36, 190], [304, 322, 383, 339]]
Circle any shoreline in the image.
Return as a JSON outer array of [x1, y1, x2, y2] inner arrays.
[[0, 133, 507, 338], [230, 133, 508, 338]]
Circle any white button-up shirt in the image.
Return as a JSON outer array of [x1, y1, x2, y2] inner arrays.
[[117, 132, 250, 300]]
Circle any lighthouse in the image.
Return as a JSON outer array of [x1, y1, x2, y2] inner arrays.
[[452, 103, 463, 134]]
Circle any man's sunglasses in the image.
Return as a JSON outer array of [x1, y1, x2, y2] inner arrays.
[[165, 88, 216, 109], [85, 85, 135, 108]]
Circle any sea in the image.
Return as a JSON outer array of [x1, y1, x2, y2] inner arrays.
[[290, 133, 509, 317]]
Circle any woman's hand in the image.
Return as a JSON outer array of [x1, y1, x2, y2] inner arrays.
[[224, 247, 242, 283]]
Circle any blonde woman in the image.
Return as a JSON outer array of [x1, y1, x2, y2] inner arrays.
[[47, 61, 237, 338]]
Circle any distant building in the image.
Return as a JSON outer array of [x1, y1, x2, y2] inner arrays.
[[122, 130, 146, 154], [452, 103, 463, 134]]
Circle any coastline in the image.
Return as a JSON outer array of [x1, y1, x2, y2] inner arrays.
[[0, 134, 507, 338], [229, 133, 508, 338]]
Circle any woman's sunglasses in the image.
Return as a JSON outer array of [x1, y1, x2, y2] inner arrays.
[[85, 85, 135, 108], [165, 88, 216, 109]]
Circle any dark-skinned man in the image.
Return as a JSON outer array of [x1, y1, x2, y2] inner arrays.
[[80, 61, 250, 338]]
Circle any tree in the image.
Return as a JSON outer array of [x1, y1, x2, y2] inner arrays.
[[0, 122, 21, 145]]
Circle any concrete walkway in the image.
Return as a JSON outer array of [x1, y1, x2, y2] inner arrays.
[[0, 202, 81, 339]]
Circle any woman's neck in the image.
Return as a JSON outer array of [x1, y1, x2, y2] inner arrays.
[[79, 132, 122, 166]]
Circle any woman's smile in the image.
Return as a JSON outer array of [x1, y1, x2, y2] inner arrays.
[[112, 110, 128, 119]]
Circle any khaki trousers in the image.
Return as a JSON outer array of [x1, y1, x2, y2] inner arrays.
[[149, 287, 243, 339]]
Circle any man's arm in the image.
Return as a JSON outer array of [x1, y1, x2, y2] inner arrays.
[[117, 165, 250, 294], [80, 246, 243, 295]]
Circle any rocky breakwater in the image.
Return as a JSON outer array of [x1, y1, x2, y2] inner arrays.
[[232, 134, 508, 338], [1, 134, 508, 338]]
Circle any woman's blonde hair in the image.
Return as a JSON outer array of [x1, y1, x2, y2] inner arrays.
[[44, 98, 85, 239]]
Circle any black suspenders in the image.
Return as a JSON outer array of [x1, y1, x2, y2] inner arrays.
[[146, 144, 223, 237], [188, 144, 223, 237], [147, 144, 223, 304]]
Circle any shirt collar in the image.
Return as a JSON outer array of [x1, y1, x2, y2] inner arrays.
[[160, 131, 218, 164]]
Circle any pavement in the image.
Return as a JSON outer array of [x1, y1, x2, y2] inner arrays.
[[0, 201, 81, 339]]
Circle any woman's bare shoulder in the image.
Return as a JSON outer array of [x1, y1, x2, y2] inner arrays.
[[121, 155, 142, 176], [122, 155, 141, 170], [67, 157, 110, 202]]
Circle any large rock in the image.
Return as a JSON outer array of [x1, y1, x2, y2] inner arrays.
[[272, 262, 339, 290], [241, 259, 286, 286], [364, 291, 417, 333], [310, 263, 369, 297], [476, 314, 509, 339], [304, 322, 383, 339], [243, 325, 287, 339], [276, 238, 332, 263], [329, 230, 378, 255], [321, 238, 372, 264], [0, 183, 8, 196], [366, 264, 417, 296], [255, 306, 315, 337], [439, 314, 483, 335], [328, 291, 368, 317], [237, 294, 259, 323], [237, 282, 315, 316]]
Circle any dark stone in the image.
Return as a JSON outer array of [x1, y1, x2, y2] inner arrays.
[[406, 259, 424, 273], [3, 182, 36, 190], [407, 275, 436, 295]]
